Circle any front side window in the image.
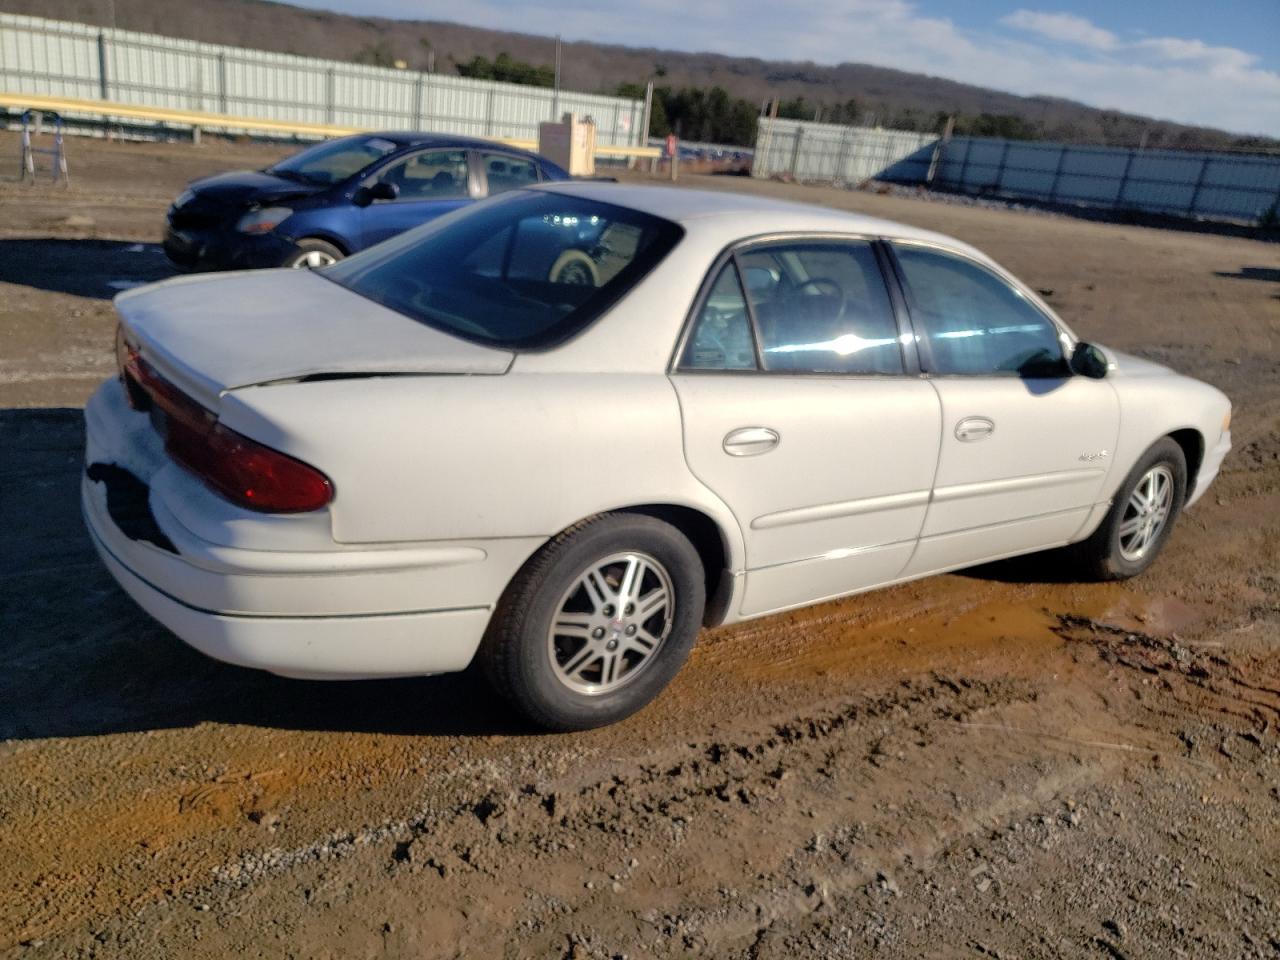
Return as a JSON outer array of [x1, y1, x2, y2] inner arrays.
[[373, 150, 470, 201], [324, 192, 683, 349], [739, 242, 903, 375], [483, 153, 540, 195], [892, 244, 1066, 377], [680, 263, 757, 370], [267, 135, 399, 185]]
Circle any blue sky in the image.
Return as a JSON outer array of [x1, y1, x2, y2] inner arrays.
[[288, 1, 1280, 135]]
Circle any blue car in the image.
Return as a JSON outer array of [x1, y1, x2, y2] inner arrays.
[[162, 132, 570, 270]]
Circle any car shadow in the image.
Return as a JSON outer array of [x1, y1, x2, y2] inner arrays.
[[958, 549, 1084, 585], [0, 238, 178, 300], [1213, 266, 1280, 283], [0, 407, 534, 741]]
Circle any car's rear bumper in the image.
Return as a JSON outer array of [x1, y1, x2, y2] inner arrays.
[[82, 378, 541, 679]]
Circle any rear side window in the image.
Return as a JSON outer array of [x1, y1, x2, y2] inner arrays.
[[738, 241, 903, 375], [483, 153, 540, 195], [324, 192, 683, 349], [892, 244, 1066, 377]]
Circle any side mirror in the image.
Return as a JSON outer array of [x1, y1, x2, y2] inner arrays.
[[1070, 341, 1109, 379], [353, 182, 397, 206]]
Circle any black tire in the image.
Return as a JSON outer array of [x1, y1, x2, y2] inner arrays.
[[480, 513, 706, 731], [281, 238, 344, 269], [1070, 437, 1188, 581]]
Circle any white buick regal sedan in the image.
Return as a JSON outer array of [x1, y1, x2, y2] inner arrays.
[[84, 183, 1232, 729]]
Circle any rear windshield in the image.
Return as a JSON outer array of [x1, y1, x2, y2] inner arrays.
[[323, 191, 684, 349]]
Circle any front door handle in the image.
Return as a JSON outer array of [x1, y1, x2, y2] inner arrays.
[[954, 416, 995, 442], [723, 426, 780, 457]]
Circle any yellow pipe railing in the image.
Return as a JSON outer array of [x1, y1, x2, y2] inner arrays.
[[0, 92, 661, 158]]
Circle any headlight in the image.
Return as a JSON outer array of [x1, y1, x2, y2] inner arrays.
[[236, 206, 293, 234], [1222, 408, 1232, 436]]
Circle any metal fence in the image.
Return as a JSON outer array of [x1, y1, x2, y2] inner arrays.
[[934, 137, 1280, 225], [752, 117, 937, 184], [0, 12, 645, 145]]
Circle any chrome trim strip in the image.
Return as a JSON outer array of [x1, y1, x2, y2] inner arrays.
[[931, 468, 1104, 504], [749, 535, 917, 572], [751, 489, 930, 530]]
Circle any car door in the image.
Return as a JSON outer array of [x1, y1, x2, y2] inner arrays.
[[886, 241, 1121, 576], [671, 239, 942, 618], [359, 149, 476, 247]]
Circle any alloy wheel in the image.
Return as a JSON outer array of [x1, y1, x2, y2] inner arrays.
[[546, 551, 674, 695], [1118, 464, 1174, 562]]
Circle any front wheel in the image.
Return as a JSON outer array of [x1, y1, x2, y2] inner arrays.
[[282, 238, 344, 269], [480, 514, 706, 731], [1070, 437, 1187, 580]]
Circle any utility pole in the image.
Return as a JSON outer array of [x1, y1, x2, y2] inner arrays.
[[552, 34, 562, 121]]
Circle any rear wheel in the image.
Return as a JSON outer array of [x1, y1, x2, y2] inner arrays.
[[1070, 437, 1187, 580], [480, 514, 705, 730], [282, 238, 343, 269]]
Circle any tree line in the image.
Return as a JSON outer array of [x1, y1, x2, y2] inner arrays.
[[451, 51, 1275, 152]]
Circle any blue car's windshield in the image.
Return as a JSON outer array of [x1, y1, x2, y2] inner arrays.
[[267, 135, 400, 185], [324, 191, 684, 349]]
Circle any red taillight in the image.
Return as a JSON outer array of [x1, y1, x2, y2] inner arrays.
[[123, 353, 333, 513]]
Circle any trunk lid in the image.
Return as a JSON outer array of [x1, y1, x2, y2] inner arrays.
[[115, 269, 513, 408]]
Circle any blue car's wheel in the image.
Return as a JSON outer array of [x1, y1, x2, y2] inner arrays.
[[283, 238, 344, 269]]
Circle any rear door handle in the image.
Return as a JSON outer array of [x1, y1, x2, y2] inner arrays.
[[723, 426, 780, 456], [954, 416, 995, 442]]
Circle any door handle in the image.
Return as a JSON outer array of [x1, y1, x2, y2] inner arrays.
[[723, 426, 780, 457], [954, 416, 995, 442]]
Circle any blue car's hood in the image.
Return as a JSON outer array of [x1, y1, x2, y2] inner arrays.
[[180, 169, 328, 209]]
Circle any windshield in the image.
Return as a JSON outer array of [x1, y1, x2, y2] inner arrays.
[[323, 191, 684, 349], [267, 135, 400, 185]]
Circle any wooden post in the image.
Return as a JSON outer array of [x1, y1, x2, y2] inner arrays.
[[325, 67, 335, 124], [1187, 156, 1211, 217], [1047, 146, 1069, 203], [993, 140, 1011, 193], [1115, 149, 1136, 206], [926, 114, 955, 185]]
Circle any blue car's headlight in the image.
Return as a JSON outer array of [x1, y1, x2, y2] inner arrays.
[[236, 206, 293, 234]]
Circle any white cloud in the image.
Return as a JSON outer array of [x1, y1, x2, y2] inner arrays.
[[318, 0, 1280, 136], [1132, 36, 1257, 72], [1000, 10, 1117, 51]]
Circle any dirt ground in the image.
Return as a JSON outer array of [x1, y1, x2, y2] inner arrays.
[[1, 131, 1278, 960]]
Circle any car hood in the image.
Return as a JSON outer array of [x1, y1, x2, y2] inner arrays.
[[179, 169, 328, 209], [115, 269, 514, 408]]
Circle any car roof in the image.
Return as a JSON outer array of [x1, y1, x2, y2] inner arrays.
[[532, 180, 983, 256], [366, 131, 549, 161]]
